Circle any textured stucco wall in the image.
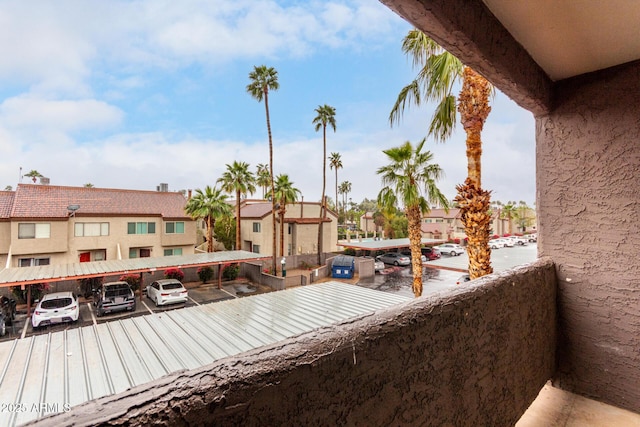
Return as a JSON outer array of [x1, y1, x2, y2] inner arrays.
[[538, 61, 640, 412], [31, 259, 556, 427]]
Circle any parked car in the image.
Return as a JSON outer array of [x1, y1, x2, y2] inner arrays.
[[376, 252, 411, 266], [506, 235, 528, 245], [400, 250, 428, 263], [421, 246, 441, 261], [32, 291, 79, 328], [497, 238, 514, 247], [0, 313, 6, 336], [146, 279, 188, 307], [489, 239, 505, 249], [527, 233, 538, 242], [434, 243, 465, 256], [93, 281, 136, 317], [0, 295, 17, 326]]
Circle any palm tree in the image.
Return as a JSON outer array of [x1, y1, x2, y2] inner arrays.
[[329, 152, 342, 223], [377, 138, 449, 297], [491, 200, 504, 235], [389, 28, 493, 281], [312, 104, 336, 266], [501, 201, 517, 235], [217, 161, 256, 250], [256, 163, 271, 199], [274, 174, 301, 257], [24, 170, 43, 183], [184, 186, 233, 252], [247, 65, 279, 271], [84, 183, 94, 188], [339, 180, 352, 224]]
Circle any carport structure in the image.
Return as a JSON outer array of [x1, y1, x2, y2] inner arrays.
[[0, 251, 271, 313], [336, 237, 444, 254]]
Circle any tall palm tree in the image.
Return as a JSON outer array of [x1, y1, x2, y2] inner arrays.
[[491, 200, 504, 235], [339, 180, 351, 224], [217, 161, 256, 251], [501, 201, 517, 235], [389, 28, 493, 281], [184, 186, 233, 252], [247, 65, 279, 271], [312, 104, 336, 265], [329, 152, 342, 223], [256, 163, 271, 199], [378, 139, 448, 297], [274, 174, 301, 257]]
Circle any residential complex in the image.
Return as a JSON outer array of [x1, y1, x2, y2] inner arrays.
[[0, 184, 196, 268]]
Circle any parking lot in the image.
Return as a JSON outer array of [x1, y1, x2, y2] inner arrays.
[[0, 280, 272, 342], [0, 243, 538, 342]]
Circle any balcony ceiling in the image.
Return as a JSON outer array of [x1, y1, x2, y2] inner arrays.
[[482, 0, 640, 81]]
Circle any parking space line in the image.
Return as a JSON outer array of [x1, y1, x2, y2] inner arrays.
[[220, 288, 238, 299], [188, 296, 200, 306], [87, 302, 97, 326], [21, 317, 29, 339], [141, 300, 154, 314]]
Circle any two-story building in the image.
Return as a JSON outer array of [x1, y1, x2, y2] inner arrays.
[[238, 200, 338, 256], [0, 184, 196, 268]]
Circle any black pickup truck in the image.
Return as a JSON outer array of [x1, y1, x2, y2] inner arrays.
[[93, 281, 136, 317]]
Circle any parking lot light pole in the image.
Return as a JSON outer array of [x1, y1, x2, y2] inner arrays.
[[281, 257, 286, 277]]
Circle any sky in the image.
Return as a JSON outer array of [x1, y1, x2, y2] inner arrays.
[[0, 0, 536, 207]]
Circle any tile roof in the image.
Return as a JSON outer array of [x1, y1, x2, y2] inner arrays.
[[11, 184, 189, 219], [240, 202, 273, 218], [0, 191, 15, 219], [425, 208, 461, 220]]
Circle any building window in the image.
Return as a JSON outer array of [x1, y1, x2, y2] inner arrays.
[[288, 224, 292, 235], [165, 221, 185, 234], [18, 223, 50, 239], [252, 245, 260, 254], [127, 222, 156, 234], [164, 248, 183, 256], [129, 248, 152, 258], [253, 222, 261, 233], [75, 222, 109, 237], [435, 219, 444, 223], [19, 258, 50, 267]]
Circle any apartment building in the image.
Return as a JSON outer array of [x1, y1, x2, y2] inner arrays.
[[0, 184, 196, 268], [238, 200, 338, 256]]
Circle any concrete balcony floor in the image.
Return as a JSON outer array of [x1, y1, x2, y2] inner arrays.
[[517, 383, 640, 426]]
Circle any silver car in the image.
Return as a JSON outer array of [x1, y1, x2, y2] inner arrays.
[[376, 252, 411, 266], [434, 243, 465, 256], [146, 279, 188, 307]]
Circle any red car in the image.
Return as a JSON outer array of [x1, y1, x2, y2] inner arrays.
[[421, 247, 441, 261]]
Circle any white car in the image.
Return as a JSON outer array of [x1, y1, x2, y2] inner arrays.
[[489, 239, 505, 249], [434, 243, 465, 256], [146, 279, 189, 307], [507, 236, 528, 245], [497, 238, 514, 247], [32, 291, 79, 328]]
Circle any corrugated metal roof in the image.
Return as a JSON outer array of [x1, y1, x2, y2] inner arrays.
[[0, 282, 409, 427], [0, 251, 271, 287], [337, 237, 445, 251]]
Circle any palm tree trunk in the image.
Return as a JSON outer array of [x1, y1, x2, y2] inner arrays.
[[235, 190, 241, 250], [264, 91, 277, 272], [407, 205, 423, 297], [457, 66, 493, 279], [317, 126, 327, 266], [279, 202, 285, 257], [455, 179, 493, 279], [207, 216, 213, 253]]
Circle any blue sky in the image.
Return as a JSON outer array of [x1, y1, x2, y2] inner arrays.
[[0, 0, 536, 207]]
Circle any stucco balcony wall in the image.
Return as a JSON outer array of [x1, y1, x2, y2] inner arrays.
[[32, 258, 557, 427]]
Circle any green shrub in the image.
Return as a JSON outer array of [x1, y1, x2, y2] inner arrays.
[[11, 283, 49, 304], [344, 248, 356, 256], [222, 264, 239, 280], [197, 266, 214, 283]]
